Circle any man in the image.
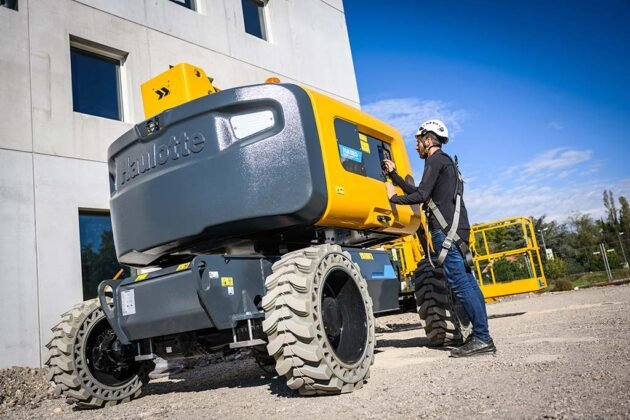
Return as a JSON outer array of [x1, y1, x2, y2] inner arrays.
[[382, 119, 495, 357]]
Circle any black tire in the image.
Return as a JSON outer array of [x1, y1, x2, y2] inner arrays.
[[414, 259, 472, 346], [262, 244, 375, 395], [45, 299, 153, 408]]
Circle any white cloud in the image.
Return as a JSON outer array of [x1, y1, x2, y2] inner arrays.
[[462, 146, 617, 222], [504, 147, 593, 178], [547, 121, 563, 130], [465, 178, 630, 224], [362, 98, 467, 144]]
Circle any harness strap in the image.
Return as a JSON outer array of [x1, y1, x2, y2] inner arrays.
[[426, 154, 474, 268], [436, 194, 461, 266]]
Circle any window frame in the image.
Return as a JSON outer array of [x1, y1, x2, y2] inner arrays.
[[77, 209, 131, 301], [167, 0, 197, 12], [241, 0, 270, 41], [0, 0, 18, 11], [69, 36, 128, 122], [334, 117, 393, 183]]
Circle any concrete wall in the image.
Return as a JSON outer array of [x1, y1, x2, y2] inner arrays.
[[0, 0, 359, 367]]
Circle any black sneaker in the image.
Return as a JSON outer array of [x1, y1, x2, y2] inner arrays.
[[450, 337, 496, 358]]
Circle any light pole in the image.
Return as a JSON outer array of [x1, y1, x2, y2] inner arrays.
[[538, 227, 548, 260], [619, 232, 629, 269]]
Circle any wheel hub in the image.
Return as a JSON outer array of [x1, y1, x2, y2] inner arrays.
[[85, 318, 138, 387], [321, 267, 368, 365]]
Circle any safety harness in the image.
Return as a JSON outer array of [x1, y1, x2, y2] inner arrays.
[[424, 153, 474, 268]]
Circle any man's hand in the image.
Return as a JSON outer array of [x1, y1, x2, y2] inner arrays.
[[386, 182, 397, 199], [382, 159, 396, 174]]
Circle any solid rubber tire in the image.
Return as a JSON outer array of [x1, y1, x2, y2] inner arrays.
[[262, 244, 375, 395], [45, 299, 153, 408], [413, 259, 472, 346]]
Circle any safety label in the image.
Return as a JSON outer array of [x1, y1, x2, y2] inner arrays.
[[359, 252, 374, 260], [121, 289, 136, 316], [359, 133, 370, 153], [221, 277, 234, 287], [339, 145, 362, 163], [227, 286, 235, 296], [208, 271, 219, 279], [135, 273, 148, 282], [176, 262, 190, 271]]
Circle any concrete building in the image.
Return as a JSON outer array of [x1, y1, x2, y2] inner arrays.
[[0, 0, 359, 368]]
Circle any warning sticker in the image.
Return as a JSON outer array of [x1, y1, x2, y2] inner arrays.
[[227, 286, 235, 296], [335, 186, 345, 195], [176, 262, 190, 271], [359, 252, 374, 260], [135, 273, 148, 282], [360, 140, 370, 153], [221, 277, 234, 287], [208, 271, 219, 279], [121, 289, 136, 316], [359, 133, 367, 142]]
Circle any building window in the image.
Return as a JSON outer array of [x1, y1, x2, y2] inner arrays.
[[70, 44, 124, 120], [241, 0, 268, 40], [334, 118, 392, 182], [0, 0, 18, 11], [168, 0, 195, 10], [79, 211, 131, 301]]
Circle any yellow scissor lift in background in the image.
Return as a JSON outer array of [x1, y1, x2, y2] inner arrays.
[[385, 216, 547, 301], [470, 216, 547, 299]]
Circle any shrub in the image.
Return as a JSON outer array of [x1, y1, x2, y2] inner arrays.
[[544, 257, 568, 280], [553, 278, 574, 291]]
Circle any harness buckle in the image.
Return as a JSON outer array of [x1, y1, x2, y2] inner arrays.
[[442, 236, 454, 250]]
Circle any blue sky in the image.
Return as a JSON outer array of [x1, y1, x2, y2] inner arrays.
[[344, 0, 630, 224]]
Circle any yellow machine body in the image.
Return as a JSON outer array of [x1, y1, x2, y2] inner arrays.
[[382, 234, 425, 293], [302, 88, 421, 235], [141, 63, 218, 119]]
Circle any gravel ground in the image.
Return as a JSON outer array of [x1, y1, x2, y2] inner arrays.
[[2, 284, 630, 419]]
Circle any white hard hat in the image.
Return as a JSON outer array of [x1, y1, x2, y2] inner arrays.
[[416, 119, 449, 143]]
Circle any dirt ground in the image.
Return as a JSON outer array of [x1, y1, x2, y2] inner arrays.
[[3, 284, 630, 419]]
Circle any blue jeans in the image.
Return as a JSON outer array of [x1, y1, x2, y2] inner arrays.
[[432, 229, 491, 343]]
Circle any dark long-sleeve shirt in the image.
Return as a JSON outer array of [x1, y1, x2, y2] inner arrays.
[[389, 150, 471, 243]]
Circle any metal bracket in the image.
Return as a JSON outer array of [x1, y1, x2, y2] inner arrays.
[[134, 339, 156, 361], [230, 311, 265, 349], [97, 279, 132, 345]]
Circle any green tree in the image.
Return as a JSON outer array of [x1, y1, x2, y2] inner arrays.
[[492, 257, 531, 282], [532, 215, 577, 270], [567, 213, 602, 271], [619, 196, 630, 235], [603, 190, 619, 227]]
